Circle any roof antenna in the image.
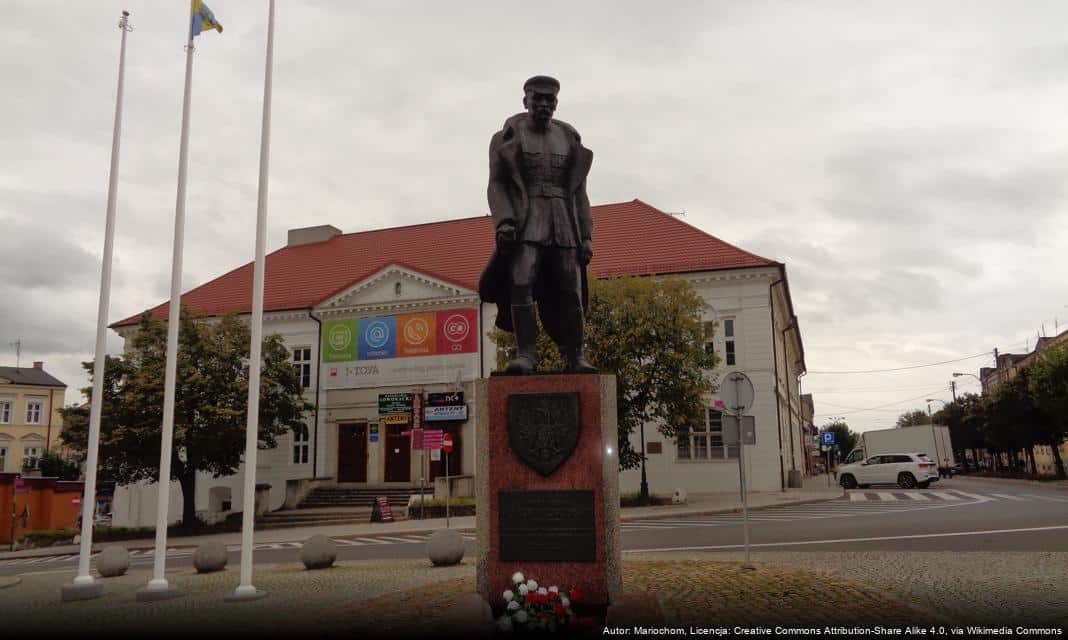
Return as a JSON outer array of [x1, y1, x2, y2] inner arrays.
[[667, 210, 686, 217]]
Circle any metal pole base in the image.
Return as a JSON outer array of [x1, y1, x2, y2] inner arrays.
[[61, 581, 104, 602], [225, 586, 267, 602], [136, 583, 180, 601]]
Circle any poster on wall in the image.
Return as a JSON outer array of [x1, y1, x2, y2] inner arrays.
[[322, 309, 479, 389]]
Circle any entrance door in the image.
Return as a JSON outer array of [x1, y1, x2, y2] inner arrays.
[[384, 424, 411, 482], [337, 423, 367, 483]]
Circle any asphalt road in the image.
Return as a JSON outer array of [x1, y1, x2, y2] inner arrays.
[[3, 477, 1066, 577]]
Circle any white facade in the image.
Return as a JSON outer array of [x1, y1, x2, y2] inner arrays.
[[112, 264, 805, 527], [618, 266, 807, 495]]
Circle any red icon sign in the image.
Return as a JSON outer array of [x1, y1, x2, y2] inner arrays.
[[443, 434, 454, 454]]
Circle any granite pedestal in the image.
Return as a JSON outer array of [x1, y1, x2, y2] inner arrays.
[[476, 374, 621, 607]]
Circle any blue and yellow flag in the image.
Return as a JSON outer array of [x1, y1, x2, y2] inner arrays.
[[191, 0, 223, 38]]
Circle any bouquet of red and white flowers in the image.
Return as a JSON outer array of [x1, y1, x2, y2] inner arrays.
[[496, 571, 584, 632]]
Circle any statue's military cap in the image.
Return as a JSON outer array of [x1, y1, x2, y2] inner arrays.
[[523, 75, 560, 94]]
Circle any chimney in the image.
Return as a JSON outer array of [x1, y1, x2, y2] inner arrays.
[[32, 361, 43, 369], [288, 225, 341, 247]]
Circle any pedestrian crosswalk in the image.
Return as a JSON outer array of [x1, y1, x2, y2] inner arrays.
[[620, 489, 1059, 531], [0, 531, 477, 568]]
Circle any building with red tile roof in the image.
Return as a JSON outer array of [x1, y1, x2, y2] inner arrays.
[[109, 199, 810, 527]]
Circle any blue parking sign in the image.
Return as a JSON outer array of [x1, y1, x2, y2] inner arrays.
[[821, 431, 836, 446]]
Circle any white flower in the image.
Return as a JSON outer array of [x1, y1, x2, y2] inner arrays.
[[514, 610, 529, 624], [503, 589, 515, 601], [548, 586, 559, 594], [518, 584, 529, 595], [537, 587, 548, 595], [526, 579, 538, 591], [497, 616, 513, 631], [561, 596, 570, 607], [507, 600, 520, 611], [512, 572, 525, 584]]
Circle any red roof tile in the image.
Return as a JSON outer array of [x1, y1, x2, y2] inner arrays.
[[112, 199, 776, 327]]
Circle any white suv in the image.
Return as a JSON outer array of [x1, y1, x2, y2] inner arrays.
[[838, 452, 940, 490]]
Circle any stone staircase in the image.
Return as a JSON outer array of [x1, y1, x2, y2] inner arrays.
[[255, 486, 432, 530], [298, 485, 431, 509]]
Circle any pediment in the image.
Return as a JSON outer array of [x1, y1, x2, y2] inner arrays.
[[318, 264, 475, 310]]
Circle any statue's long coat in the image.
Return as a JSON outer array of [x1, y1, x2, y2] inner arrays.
[[478, 113, 594, 347]]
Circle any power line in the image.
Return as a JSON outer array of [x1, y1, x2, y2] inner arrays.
[[806, 352, 991, 375], [812, 387, 949, 417]]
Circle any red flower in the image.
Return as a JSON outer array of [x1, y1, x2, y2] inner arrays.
[[548, 591, 559, 601], [569, 586, 583, 603], [554, 604, 567, 618]]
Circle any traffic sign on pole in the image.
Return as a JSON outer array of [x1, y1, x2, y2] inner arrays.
[[721, 372, 754, 415], [821, 431, 836, 446], [442, 434, 454, 454]]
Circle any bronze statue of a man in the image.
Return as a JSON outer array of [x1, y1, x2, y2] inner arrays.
[[478, 75, 597, 375]]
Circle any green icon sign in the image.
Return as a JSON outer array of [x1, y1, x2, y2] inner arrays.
[[322, 320, 359, 362]]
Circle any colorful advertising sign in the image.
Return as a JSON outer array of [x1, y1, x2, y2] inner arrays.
[[425, 404, 469, 422], [378, 393, 413, 415], [322, 309, 480, 389], [323, 310, 477, 362], [397, 312, 436, 357], [427, 391, 464, 406]]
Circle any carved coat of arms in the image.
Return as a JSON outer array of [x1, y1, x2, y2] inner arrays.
[[507, 392, 581, 476]]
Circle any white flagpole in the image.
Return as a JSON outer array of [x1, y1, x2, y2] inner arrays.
[[61, 9, 132, 602], [138, 1, 197, 601], [228, 0, 274, 602]]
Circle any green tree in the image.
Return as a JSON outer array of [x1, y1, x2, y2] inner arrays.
[[933, 393, 985, 469], [491, 276, 719, 486], [982, 374, 1043, 475], [1027, 344, 1068, 478], [61, 310, 312, 526], [895, 409, 931, 428], [822, 419, 857, 462], [38, 449, 81, 480]]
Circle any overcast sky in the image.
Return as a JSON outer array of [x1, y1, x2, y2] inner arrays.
[[3, 1, 1067, 433]]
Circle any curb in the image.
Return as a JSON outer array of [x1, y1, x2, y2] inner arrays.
[[0, 576, 22, 589], [0, 493, 842, 561]]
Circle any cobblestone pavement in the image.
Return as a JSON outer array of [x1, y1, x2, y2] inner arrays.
[[297, 560, 934, 634], [633, 551, 1068, 628], [0, 559, 470, 637]]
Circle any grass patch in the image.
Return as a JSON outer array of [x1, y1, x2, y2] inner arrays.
[[620, 492, 673, 507]]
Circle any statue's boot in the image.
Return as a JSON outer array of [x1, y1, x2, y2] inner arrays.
[[563, 303, 598, 374], [506, 303, 539, 374]]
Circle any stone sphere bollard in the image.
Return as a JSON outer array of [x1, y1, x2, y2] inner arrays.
[[442, 593, 493, 636], [193, 540, 228, 573], [96, 546, 130, 578], [426, 529, 465, 566], [300, 534, 337, 570]]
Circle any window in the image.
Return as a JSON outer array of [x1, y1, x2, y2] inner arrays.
[[292, 347, 312, 389], [676, 408, 738, 460], [23, 446, 41, 470], [704, 322, 716, 356], [0, 446, 7, 472], [25, 398, 44, 424], [292, 425, 310, 464], [724, 319, 736, 366], [0, 399, 11, 423]]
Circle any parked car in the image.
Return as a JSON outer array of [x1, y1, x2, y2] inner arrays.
[[837, 452, 940, 490]]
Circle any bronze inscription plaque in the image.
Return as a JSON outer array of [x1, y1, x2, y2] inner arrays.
[[498, 490, 596, 562]]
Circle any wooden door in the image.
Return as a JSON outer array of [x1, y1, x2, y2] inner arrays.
[[337, 423, 367, 483], [384, 424, 411, 482]]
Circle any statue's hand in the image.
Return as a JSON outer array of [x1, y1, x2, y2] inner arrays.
[[496, 222, 517, 253], [578, 239, 593, 266]]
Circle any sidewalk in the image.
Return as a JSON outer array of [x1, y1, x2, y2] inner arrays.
[[0, 476, 841, 560], [954, 474, 1068, 488]]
